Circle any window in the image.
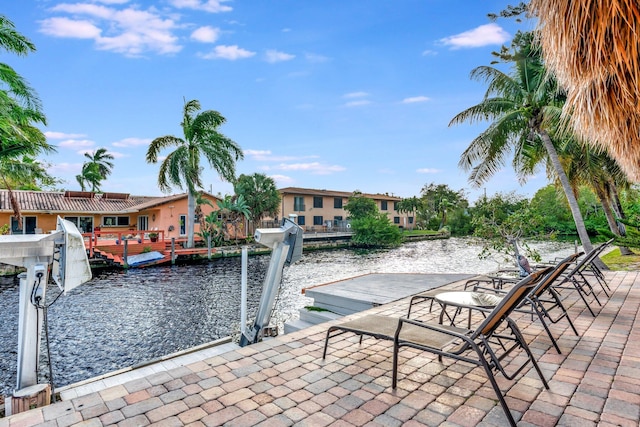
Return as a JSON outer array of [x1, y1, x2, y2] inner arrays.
[[294, 196, 305, 211], [137, 215, 149, 232], [102, 216, 130, 226], [179, 215, 186, 235], [381, 200, 388, 210], [65, 216, 94, 233], [11, 216, 36, 234], [313, 216, 323, 225], [297, 216, 305, 226], [334, 197, 343, 209], [394, 201, 399, 211], [408, 217, 414, 224], [313, 196, 323, 208], [394, 217, 400, 224]]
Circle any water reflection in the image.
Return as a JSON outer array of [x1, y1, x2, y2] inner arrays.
[[0, 238, 575, 395]]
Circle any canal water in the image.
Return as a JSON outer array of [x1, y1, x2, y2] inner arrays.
[[0, 238, 575, 396]]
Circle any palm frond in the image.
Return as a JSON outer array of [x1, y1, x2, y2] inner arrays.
[[0, 16, 36, 55], [530, 0, 640, 180]]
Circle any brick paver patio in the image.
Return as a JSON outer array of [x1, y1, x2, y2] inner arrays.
[[1, 271, 638, 427]]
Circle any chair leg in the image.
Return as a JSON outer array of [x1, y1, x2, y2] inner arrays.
[[530, 301, 562, 354], [549, 288, 579, 336], [570, 277, 598, 316], [473, 343, 518, 427], [509, 321, 550, 390], [392, 341, 399, 389], [322, 329, 333, 359]]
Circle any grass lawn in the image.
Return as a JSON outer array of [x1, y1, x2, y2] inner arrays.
[[601, 247, 640, 271]]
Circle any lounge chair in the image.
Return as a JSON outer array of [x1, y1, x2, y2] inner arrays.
[[555, 240, 613, 316], [322, 268, 551, 427], [470, 252, 583, 354]]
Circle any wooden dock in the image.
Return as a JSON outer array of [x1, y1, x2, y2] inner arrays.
[[284, 273, 475, 333]]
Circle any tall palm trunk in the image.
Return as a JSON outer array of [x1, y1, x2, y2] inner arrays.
[[594, 185, 622, 237], [539, 132, 596, 255], [2, 175, 21, 228], [605, 180, 633, 255], [187, 190, 196, 248]]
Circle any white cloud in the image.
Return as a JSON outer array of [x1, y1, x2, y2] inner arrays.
[[402, 96, 430, 104], [275, 162, 346, 175], [112, 137, 151, 147], [51, 3, 114, 19], [422, 49, 437, 56], [270, 174, 294, 185], [199, 45, 256, 60], [169, 0, 232, 13], [440, 23, 510, 49], [39, 17, 102, 39], [343, 91, 369, 99], [190, 26, 220, 43], [245, 149, 318, 162], [305, 52, 330, 63], [58, 139, 95, 149], [265, 49, 295, 63], [344, 100, 371, 107], [45, 131, 88, 139], [48, 162, 84, 174], [107, 150, 127, 158], [40, 3, 182, 56], [416, 168, 442, 174]]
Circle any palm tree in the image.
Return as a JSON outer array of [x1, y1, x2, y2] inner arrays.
[[77, 148, 114, 192], [0, 15, 52, 226], [0, 15, 40, 110], [83, 148, 114, 180], [560, 139, 634, 254], [0, 155, 61, 191], [146, 99, 243, 248], [530, 0, 640, 181], [234, 173, 280, 233], [76, 162, 102, 191], [216, 195, 251, 244], [449, 34, 595, 255]]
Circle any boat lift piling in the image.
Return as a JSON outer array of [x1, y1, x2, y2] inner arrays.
[[239, 218, 302, 347], [1, 218, 92, 416]]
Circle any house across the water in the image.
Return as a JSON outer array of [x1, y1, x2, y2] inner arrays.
[[277, 187, 415, 232], [0, 190, 222, 240]]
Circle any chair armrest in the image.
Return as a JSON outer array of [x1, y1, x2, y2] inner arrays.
[[464, 277, 494, 290], [395, 317, 471, 340], [472, 285, 509, 295]]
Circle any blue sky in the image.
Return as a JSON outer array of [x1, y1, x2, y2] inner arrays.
[[6, 0, 544, 203]]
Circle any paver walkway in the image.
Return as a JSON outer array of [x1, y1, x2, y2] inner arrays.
[[1, 271, 639, 426]]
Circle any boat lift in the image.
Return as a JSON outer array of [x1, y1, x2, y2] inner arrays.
[[239, 217, 303, 347], [1, 217, 92, 414]]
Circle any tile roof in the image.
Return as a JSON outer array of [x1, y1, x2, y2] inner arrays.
[[278, 186, 402, 200], [0, 190, 170, 214]]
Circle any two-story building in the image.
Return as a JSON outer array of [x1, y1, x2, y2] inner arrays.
[[277, 187, 415, 232]]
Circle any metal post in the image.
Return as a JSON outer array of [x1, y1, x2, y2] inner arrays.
[[241, 246, 248, 336], [171, 238, 176, 265], [123, 239, 128, 267], [16, 262, 48, 390]]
